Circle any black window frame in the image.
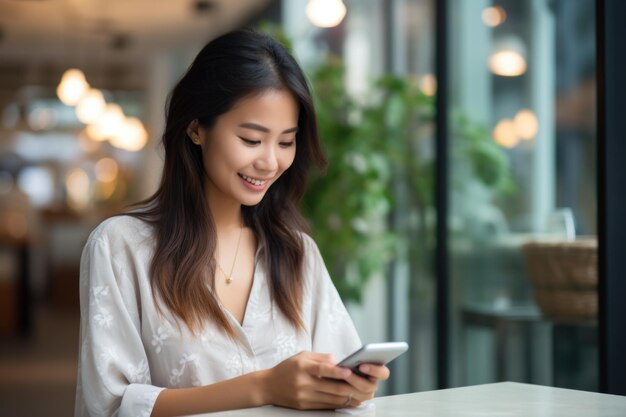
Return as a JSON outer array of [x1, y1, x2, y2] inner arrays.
[[434, 0, 626, 394], [597, 0, 626, 396]]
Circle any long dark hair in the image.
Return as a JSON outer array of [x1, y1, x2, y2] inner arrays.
[[128, 30, 327, 337]]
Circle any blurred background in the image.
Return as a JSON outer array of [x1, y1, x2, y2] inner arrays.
[[0, 0, 609, 416]]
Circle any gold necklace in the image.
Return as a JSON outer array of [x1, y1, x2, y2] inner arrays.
[[216, 223, 243, 285]]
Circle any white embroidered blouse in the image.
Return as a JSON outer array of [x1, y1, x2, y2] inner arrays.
[[75, 216, 361, 417]]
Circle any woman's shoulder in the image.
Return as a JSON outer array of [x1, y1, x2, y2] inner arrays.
[[297, 231, 321, 256], [87, 214, 154, 249], [298, 230, 315, 247], [296, 231, 326, 271]]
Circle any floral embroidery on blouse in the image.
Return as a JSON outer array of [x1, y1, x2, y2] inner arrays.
[[128, 359, 150, 384], [151, 325, 171, 354], [224, 351, 255, 378], [274, 334, 298, 362], [169, 353, 201, 386], [95, 345, 119, 375]]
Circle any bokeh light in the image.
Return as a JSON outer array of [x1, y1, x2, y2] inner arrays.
[[56, 69, 89, 106], [493, 119, 519, 148], [65, 167, 91, 210], [420, 74, 437, 96], [76, 89, 106, 124], [95, 158, 119, 183], [109, 117, 148, 151], [17, 166, 55, 207], [482, 6, 507, 27], [514, 109, 539, 140], [306, 0, 347, 28]]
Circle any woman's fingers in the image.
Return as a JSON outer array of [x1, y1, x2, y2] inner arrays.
[[339, 364, 390, 401], [357, 364, 390, 381], [312, 374, 353, 395], [270, 352, 389, 410], [343, 374, 376, 400], [307, 359, 352, 380], [310, 366, 376, 403], [312, 375, 377, 405]]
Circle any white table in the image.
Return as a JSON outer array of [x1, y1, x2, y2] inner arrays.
[[188, 382, 626, 416]]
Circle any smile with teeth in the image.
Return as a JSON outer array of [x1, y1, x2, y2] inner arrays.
[[240, 174, 267, 186]]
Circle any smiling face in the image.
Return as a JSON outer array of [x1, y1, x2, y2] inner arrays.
[[191, 89, 299, 208]]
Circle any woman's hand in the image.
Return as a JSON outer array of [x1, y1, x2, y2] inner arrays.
[[262, 351, 361, 410], [341, 363, 390, 407]]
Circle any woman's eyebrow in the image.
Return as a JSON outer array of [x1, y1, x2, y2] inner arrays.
[[238, 122, 299, 134]]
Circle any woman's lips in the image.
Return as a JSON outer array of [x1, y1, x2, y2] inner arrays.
[[238, 173, 269, 191]]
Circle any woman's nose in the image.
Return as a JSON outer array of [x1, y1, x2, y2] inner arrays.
[[254, 146, 279, 172]]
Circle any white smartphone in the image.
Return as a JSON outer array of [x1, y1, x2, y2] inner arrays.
[[337, 342, 409, 377]]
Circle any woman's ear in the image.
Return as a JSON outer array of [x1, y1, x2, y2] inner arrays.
[[186, 119, 202, 145]]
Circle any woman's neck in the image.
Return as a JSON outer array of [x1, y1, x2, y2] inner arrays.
[[208, 198, 243, 232]]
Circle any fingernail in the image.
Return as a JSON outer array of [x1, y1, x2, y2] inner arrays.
[[341, 368, 352, 377], [359, 364, 370, 373]]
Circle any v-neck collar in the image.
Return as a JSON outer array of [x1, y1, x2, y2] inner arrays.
[[220, 245, 264, 347]]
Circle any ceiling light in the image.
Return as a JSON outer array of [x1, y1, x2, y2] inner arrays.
[[57, 69, 89, 106], [85, 123, 108, 142], [76, 89, 106, 124], [489, 51, 526, 76], [489, 36, 527, 77], [493, 119, 519, 148], [93, 103, 125, 140], [514, 109, 539, 140], [109, 117, 148, 151], [419, 74, 437, 96], [306, 0, 347, 28], [482, 6, 507, 27]]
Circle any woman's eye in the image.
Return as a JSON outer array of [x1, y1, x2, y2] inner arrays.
[[279, 141, 295, 148], [239, 137, 260, 145]]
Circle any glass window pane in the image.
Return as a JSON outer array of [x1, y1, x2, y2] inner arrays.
[[447, 0, 597, 390]]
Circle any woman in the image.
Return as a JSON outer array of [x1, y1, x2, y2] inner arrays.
[[75, 30, 389, 417]]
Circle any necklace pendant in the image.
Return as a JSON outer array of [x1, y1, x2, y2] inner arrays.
[[226, 276, 233, 284]]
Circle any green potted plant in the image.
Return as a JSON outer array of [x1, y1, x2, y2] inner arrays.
[[260, 22, 514, 303], [302, 56, 514, 303]]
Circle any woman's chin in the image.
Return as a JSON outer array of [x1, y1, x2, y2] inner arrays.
[[239, 194, 267, 207]]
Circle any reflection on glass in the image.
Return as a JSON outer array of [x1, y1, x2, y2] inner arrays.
[[448, 0, 597, 391], [489, 37, 527, 77], [419, 74, 437, 96], [513, 109, 539, 141], [493, 118, 519, 148], [482, 6, 508, 27]]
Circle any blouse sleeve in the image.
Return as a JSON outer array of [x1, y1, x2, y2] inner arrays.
[[75, 230, 164, 417], [304, 235, 362, 359]]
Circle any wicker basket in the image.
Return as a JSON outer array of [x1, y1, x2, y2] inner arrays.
[[521, 238, 597, 320]]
